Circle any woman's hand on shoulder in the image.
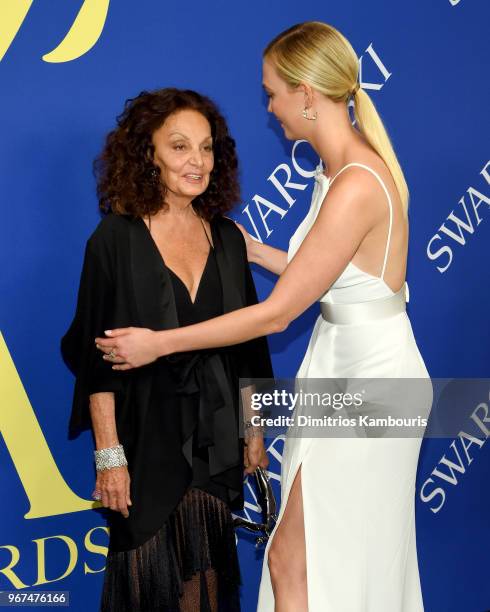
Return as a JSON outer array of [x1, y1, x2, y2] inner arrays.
[[95, 327, 159, 370]]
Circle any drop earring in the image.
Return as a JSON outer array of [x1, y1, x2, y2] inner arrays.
[[302, 107, 318, 121]]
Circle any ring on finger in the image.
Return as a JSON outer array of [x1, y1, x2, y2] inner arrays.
[[108, 349, 117, 360]]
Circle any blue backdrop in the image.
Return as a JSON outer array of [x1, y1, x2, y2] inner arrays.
[[1, 1, 489, 611]]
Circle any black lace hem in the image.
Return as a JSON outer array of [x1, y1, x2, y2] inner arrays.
[[100, 487, 241, 611]]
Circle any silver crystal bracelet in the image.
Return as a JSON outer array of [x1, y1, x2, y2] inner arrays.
[[94, 444, 128, 472]]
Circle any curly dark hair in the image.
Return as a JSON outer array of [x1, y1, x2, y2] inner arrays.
[[94, 88, 240, 219]]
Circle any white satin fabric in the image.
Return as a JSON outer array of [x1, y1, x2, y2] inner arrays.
[[256, 163, 431, 612]]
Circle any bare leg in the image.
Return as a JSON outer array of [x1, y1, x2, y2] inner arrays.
[[267, 466, 307, 612]]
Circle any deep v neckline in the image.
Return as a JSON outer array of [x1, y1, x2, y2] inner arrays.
[[138, 215, 215, 306], [167, 248, 212, 306]]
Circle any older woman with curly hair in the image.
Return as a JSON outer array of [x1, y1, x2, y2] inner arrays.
[[61, 88, 273, 612]]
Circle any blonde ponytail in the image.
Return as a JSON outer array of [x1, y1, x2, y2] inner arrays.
[[352, 88, 409, 215], [264, 21, 409, 215]]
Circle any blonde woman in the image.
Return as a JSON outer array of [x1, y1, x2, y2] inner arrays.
[[94, 22, 431, 612]]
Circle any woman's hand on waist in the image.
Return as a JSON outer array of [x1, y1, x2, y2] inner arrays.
[[95, 327, 160, 370]]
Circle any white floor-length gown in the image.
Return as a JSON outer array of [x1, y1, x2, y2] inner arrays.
[[256, 163, 432, 612]]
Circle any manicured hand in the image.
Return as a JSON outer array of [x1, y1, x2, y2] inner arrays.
[[95, 327, 158, 370]]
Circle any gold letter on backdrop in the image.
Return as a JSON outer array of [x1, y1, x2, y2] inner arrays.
[[0, 0, 33, 62], [43, 0, 110, 63], [83, 526, 109, 574], [0, 546, 29, 589], [0, 332, 96, 518], [32, 536, 78, 585], [0, 0, 110, 63]]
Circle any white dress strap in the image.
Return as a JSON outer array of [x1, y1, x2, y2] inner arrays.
[[329, 162, 393, 280]]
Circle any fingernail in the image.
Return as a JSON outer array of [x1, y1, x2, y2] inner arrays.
[[105, 330, 112, 335]]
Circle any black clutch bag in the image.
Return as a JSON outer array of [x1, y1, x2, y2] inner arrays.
[[233, 466, 278, 547]]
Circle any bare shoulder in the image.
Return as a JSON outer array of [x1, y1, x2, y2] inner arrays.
[[327, 157, 398, 222], [318, 167, 377, 226]]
